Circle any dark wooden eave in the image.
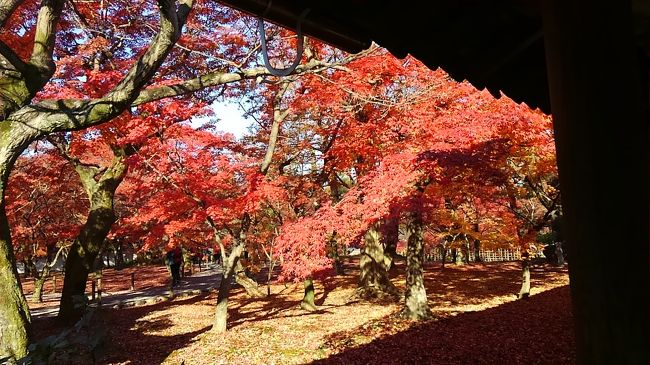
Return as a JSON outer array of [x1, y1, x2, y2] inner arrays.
[[216, 1, 650, 115], [216, 0, 550, 112]]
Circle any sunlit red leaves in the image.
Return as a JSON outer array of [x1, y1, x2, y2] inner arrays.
[[272, 54, 556, 281], [6, 149, 87, 259]]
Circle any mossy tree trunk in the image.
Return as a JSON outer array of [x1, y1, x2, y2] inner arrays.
[[31, 263, 53, 303], [212, 237, 244, 333], [58, 150, 127, 322], [358, 224, 399, 300], [402, 209, 432, 320], [0, 201, 31, 360], [300, 278, 317, 311], [0, 125, 38, 359]]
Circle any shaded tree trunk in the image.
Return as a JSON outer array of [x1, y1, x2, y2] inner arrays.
[[58, 152, 126, 322], [32, 276, 46, 304], [327, 234, 345, 275], [24, 256, 37, 277], [382, 214, 399, 271], [300, 278, 317, 311], [0, 150, 32, 359], [357, 225, 399, 300], [30, 263, 53, 303], [212, 240, 244, 333], [0, 204, 31, 360], [473, 239, 481, 263], [440, 245, 447, 269], [402, 210, 432, 320], [266, 260, 274, 296]]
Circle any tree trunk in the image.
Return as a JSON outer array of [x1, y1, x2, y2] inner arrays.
[[0, 208, 31, 360], [382, 214, 399, 271], [454, 247, 465, 266], [266, 260, 274, 296], [31, 264, 51, 303], [441, 245, 447, 269], [213, 269, 233, 333], [300, 278, 317, 311], [58, 153, 126, 322], [0, 151, 31, 359], [327, 234, 344, 275], [0, 2, 191, 353], [402, 210, 432, 320], [357, 225, 399, 300], [518, 258, 531, 299], [234, 261, 264, 298], [24, 256, 37, 278], [473, 239, 481, 262], [212, 240, 244, 333]]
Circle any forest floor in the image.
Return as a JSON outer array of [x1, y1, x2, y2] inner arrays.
[[30, 259, 573, 365]]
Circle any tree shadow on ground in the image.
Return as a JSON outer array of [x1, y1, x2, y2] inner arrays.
[[229, 258, 566, 330], [225, 265, 364, 329], [32, 293, 213, 365], [413, 261, 568, 305], [312, 285, 575, 365]]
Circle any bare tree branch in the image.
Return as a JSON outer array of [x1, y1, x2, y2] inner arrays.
[[29, 0, 65, 75], [260, 80, 290, 175]]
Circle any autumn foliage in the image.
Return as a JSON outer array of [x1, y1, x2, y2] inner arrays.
[[0, 0, 562, 361]]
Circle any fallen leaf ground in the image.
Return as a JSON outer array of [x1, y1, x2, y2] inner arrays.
[[31, 260, 573, 365]]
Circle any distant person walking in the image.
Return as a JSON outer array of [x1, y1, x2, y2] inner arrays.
[[165, 246, 183, 287], [555, 242, 564, 266]]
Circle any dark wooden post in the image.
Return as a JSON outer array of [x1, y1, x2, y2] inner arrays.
[[130, 272, 135, 291], [542, 1, 649, 363], [51, 275, 57, 294]]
